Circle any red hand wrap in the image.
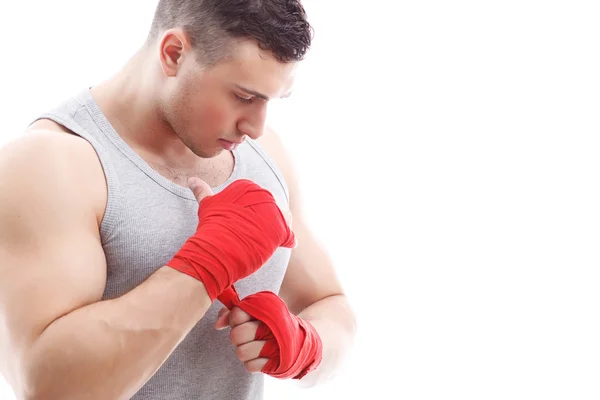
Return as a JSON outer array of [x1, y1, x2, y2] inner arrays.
[[167, 179, 296, 300], [219, 288, 323, 380]]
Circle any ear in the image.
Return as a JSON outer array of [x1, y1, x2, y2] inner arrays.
[[158, 28, 192, 78]]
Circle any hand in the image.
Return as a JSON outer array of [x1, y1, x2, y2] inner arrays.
[[188, 176, 214, 201], [166, 177, 296, 300], [215, 307, 268, 373], [214, 291, 323, 380]]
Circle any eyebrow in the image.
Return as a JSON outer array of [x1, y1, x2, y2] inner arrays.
[[235, 85, 292, 101]]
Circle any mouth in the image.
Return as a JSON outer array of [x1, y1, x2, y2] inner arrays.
[[218, 138, 243, 151]]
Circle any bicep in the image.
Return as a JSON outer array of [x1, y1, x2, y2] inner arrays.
[[278, 216, 344, 314], [0, 132, 107, 383]]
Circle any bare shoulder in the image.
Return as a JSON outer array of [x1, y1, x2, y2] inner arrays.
[[1, 123, 108, 225], [27, 118, 73, 134]]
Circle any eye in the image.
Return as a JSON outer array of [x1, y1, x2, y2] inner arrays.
[[235, 94, 253, 104]]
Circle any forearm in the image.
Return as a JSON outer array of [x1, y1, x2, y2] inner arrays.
[[23, 266, 211, 400], [297, 294, 357, 386]]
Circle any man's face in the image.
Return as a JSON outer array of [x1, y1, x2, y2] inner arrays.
[[160, 38, 297, 158]]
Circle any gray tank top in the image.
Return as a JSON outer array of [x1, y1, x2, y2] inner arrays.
[[33, 88, 293, 400]]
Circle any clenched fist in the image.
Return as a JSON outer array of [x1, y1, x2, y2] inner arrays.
[[215, 289, 323, 379]]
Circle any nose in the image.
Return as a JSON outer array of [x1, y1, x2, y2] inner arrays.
[[237, 102, 268, 140]]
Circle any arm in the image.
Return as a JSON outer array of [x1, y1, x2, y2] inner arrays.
[[0, 131, 212, 400], [259, 128, 357, 385]]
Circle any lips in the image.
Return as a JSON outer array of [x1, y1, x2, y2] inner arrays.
[[218, 139, 243, 150]]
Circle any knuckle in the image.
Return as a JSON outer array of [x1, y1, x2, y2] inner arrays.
[[236, 345, 247, 361], [229, 326, 243, 345], [230, 308, 250, 326], [244, 361, 257, 373], [229, 322, 258, 345], [245, 359, 265, 373]]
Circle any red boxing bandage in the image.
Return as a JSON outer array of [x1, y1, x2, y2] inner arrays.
[[219, 288, 323, 380], [167, 179, 296, 300]]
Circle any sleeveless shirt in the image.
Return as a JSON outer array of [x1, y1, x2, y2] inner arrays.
[[33, 88, 292, 400]]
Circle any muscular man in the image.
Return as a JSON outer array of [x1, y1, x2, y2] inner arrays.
[[0, 1, 356, 399]]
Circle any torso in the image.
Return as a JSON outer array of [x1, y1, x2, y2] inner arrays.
[[27, 91, 292, 399]]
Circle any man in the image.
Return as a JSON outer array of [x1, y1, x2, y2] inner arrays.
[[0, 1, 356, 399]]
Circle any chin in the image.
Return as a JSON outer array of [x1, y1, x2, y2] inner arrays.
[[191, 145, 224, 159], [179, 135, 221, 159]]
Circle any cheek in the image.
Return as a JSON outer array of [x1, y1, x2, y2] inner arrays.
[[196, 97, 237, 134], [205, 104, 229, 126], [218, 96, 242, 127], [172, 78, 230, 131]]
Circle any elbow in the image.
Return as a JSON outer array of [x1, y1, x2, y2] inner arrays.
[[0, 350, 41, 400], [17, 346, 59, 400], [2, 366, 39, 400], [21, 378, 51, 400], [18, 361, 45, 400]]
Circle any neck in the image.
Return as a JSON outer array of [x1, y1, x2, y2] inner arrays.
[[90, 46, 198, 168]]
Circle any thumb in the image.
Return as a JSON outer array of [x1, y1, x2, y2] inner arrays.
[[188, 177, 214, 203], [215, 307, 231, 330]]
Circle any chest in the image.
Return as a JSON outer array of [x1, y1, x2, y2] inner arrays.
[[100, 160, 292, 301], [148, 152, 235, 188]]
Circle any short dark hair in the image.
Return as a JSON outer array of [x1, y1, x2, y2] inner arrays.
[[147, 0, 314, 66]]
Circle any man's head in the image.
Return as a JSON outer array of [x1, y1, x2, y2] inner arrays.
[[145, 0, 313, 158]]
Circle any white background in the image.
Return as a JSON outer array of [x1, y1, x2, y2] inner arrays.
[[1, 1, 599, 399]]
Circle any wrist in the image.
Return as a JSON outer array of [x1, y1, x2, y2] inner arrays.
[[292, 317, 323, 379], [166, 249, 222, 301], [156, 266, 213, 312]]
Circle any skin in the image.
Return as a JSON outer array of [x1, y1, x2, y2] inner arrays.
[[0, 26, 356, 399]]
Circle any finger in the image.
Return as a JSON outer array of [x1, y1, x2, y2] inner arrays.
[[245, 358, 269, 374], [188, 177, 213, 203], [229, 321, 260, 346], [228, 307, 254, 328], [215, 308, 231, 330], [235, 340, 267, 362]]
